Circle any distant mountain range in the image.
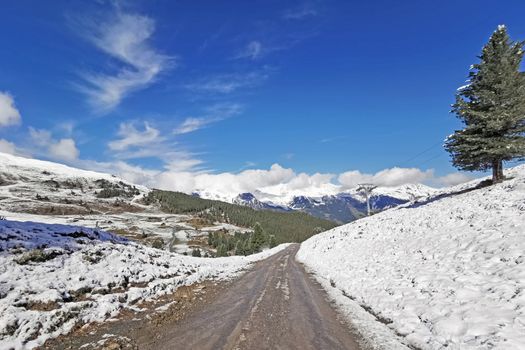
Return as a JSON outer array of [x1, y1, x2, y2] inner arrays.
[[195, 184, 438, 224], [0, 151, 438, 225]]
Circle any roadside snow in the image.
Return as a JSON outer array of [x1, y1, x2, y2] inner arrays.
[[0, 219, 289, 349], [297, 165, 525, 349]]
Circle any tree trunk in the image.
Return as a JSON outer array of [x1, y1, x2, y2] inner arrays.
[[492, 159, 504, 183]]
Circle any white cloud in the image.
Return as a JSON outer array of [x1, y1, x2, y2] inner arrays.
[[141, 165, 478, 202], [48, 139, 79, 161], [235, 41, 263, 60], [152, 163, 297, 195], [0, 139, 19, 155], [338, 167, 434, 188], [435, 172, 473, 187], [77, 11, 171, 112], [29, 128, 80, 162], [0, 92, 21, 127], [185, 71, 268, 94], [28, 128, 53, 146], [108, 122, 162, 151], [98, 163, 443, 201], [286, 172, 334, 191]]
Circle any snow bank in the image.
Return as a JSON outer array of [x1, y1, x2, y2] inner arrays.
[[297, 165, 525, 349], [0, 219, 289, 349]]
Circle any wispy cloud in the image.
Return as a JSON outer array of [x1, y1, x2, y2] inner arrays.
[[283, 3, 318, 20], [234, 40, 264, 60], [173, 103, 243, 135], [174, 118, 215, 135], [108, 122, 163, 151], [106, 120, 204, 172], [185, 71, 269, 94], [239, 161, 257, 171], [282, 153, 294, 160], [75, 10, 172, 113], [319, 136, 346, 144]]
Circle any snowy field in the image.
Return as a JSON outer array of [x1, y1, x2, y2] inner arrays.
[[0, 219, 289, 349], [0, 209, 252, 256], [297, 165, 525, 349]]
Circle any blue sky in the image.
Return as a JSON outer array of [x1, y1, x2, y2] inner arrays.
[[0, 0, 524, 194]]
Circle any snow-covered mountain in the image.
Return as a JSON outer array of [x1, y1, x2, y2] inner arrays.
[[0, 151, 439, 224], [232, 193, 290, 211], [196, 183, 438, 223], [0, 152, 148, 215], [297, 164, 525, 349]]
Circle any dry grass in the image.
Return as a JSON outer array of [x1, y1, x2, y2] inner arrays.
[[186, 217, 214, 229]]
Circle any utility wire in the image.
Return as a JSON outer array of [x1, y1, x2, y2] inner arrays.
[[416, 153, 446, 167], [397, 140, 444, 167]]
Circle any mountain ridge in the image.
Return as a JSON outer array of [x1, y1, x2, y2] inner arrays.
[[193, 183, 438, 223]]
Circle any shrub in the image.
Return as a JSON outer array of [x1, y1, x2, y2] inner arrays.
[[150, 238, 164, 249], [15, 249, 63, 265]]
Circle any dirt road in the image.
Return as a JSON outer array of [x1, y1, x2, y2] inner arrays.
[[139, 244, 360, 350], [43, 244, 360, 350]]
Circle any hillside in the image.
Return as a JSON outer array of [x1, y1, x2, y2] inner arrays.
[[0, 152, 335, 253], [145, 190, 337, 243], [297, 165, 525, 349], [0, 152, 147, 215]]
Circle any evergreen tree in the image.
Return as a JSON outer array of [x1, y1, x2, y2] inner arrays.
[[145, 189, 337, 243], [268, 234, 277, 248], [445, 25, 525, 183], [251, 222, 266, 252], [216, 244, 228, 257], [207, 232, 213, 246], [242, 239, 253, 256], [234, 240, 243, 255]]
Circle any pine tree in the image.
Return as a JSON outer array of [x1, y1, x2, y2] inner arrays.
[[216, 244, 228, 257], [445, 25, 525, 183], [251, 222, 266, 252], [268, 234, 277, 248], [234, 240, 243, 255], [242, 239, 253, 256]]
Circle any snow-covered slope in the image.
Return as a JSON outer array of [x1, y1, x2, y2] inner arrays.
[[0, 152, 148, 215], [297, 165, 525, 349], [0, 219, 289, 349]]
